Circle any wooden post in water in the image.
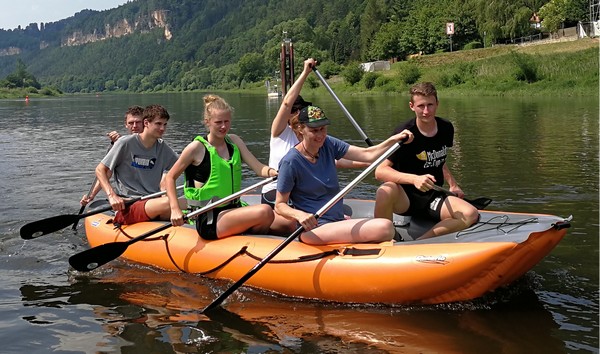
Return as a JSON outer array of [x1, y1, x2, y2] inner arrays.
[[280, 31, 294, 96]]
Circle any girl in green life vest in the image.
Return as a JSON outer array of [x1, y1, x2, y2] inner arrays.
[[165, 94, 278, 240]]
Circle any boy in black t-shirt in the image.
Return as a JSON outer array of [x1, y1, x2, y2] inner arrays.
[[374, 82, 479, 240]]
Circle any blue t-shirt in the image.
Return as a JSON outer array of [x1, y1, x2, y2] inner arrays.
[[277, 136, 350, 224]]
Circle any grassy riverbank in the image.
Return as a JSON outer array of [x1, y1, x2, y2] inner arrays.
[[0, 87, 61, 99], [317, 38, 599, 97]]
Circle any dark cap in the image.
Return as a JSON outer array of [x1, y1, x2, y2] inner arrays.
[[291, 95, 312, 113], [298, 105, 331, 128]]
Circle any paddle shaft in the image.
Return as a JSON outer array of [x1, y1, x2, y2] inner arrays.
[[68, 177, 276, 272], [431, 184, 457, 197], [72, 177, 98, 230], [20, 186, 183, 240], [312, 67, 373, 146], [202, 142, 404, 313], [72, 143, 113, 230]]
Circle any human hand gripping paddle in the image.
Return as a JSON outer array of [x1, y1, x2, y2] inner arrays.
[[68, 177, 276, 272], [72, 177, 100, 230], [20, 186, 183, 240], [202, 140, 405, 313], [311, 66, 492, 210], [71, 144, 113, 230]]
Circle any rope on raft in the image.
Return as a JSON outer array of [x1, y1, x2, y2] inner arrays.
[[113, 221, 344, 273], [456, 215, 539, 238]]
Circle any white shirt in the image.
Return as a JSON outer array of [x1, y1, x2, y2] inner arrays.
[[262, 125, 299, 194]]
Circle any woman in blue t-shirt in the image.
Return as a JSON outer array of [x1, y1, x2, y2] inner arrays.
[[275, 105, 413, 245]]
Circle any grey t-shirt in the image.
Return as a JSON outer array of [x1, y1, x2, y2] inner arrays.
[[101, 134, 178, 197]]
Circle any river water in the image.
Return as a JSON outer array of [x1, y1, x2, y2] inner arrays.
[[0, 92, 598, 353]]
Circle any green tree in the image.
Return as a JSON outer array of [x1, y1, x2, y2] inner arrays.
[[471, 0, 541, 43], [360, 0, 387, 60], [342, 62, 364, 85], [538, 0, 587, 32], [105, 79, 116, 91], [326, 12, 361, 63], [2, 59, 41, 89], [368, 22, 404, 60], [399, 0, 452, 54], [238, 52, 265, 82]]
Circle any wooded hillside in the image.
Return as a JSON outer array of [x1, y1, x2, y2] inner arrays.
[[0, 0, 590, 93]]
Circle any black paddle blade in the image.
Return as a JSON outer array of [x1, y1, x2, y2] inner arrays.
[[467, 197, 492, 210], [68, 242, 128, 272], [20, 214, 80, 239]]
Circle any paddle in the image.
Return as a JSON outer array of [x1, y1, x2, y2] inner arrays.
[[20, 186, 183, 240], [312, 66, 492, 209], [202, 141, 405, 313], [72, 179, 98, 230], [68, 177, 276, 272], [312, 67, 373, 147], [431, 185, 492, 210], [72, 144, 114, 230]]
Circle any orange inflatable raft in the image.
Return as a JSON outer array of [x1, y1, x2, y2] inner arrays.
[[83, 196, 571, 305]]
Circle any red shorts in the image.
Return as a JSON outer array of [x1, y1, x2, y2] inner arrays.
[[113, 199, 151, 225]]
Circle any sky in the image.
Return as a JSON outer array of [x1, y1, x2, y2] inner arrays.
[[0, 0, 131, 30]]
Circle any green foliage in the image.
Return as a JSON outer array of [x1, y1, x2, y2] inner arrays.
[[360, 0, 386, 60], [238, 53, 265, 82], [40, 87, 59, 96], [0, 0, 592, 95], [435, 62, 476, 88], [538, 0, 567, 32], [306, 75, 320, 89], [397, 63, 421, 85], [471, 0, 542, 43], [342, 63, 364, 85], [0, 58, 41, 89], [362, 72, 380, 90], [539, 0, 588, 32], [463, 41, 482, 50], [316, 61, 342, 78], [374, 75, 391, 87], [511, 52, 540, 83], [368, 22, 404, 60], [396, 0, 479, 55]]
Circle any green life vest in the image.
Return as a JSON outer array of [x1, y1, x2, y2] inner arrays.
[[184, 135, 242, 207]]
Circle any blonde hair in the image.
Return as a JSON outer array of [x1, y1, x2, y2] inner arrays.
[[203, 94, 234, 125]]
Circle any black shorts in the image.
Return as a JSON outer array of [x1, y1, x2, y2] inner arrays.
[[261, 189, 293, 209], [261, 190, 277, 208], [196, 203, 240, 240], [401, 185, 448, 221]]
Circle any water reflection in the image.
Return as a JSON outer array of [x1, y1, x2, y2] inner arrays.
[[19, 264, 569, 353]]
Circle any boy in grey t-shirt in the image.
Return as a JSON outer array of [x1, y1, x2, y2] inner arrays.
[[101, 134, 177, 197], [95, 104, 181, 225]]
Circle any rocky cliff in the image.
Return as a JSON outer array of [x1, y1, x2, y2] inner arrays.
[[0, 46, 22, 56], [62, 10, 171, 47]]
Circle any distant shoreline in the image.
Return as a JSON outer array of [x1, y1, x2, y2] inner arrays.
[[2, 38, 597, 99]]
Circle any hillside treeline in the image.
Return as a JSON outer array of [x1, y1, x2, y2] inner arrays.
[[0, 0, 590, 93]]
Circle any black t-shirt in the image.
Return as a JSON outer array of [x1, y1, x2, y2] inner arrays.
[[388, 116, 454, 187]]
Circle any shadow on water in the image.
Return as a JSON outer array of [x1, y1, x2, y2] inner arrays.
[[19, 264, 567, 353]]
